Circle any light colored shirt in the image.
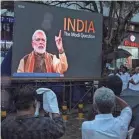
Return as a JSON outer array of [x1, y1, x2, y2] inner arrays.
[[129, 73, 139, 91], [108, 73, 114, 76], [82, 107, 132, 139], [120, 72, 130, 91], [106, 63, 110, 69], [116, 73, 121, 77], [108, 73, 120, 77]]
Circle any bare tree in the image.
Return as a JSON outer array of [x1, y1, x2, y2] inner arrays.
[[32, 1, 139, 69]]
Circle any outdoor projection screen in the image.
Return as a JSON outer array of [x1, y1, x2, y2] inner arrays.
[[12, 1, 103, 79]]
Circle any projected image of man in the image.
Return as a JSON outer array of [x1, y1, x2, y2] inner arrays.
[[17, 30, 68, 74]]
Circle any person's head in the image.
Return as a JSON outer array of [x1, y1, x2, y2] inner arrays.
[[135, 67, 139, 74], [93, 87, 115, 114], [120, 65, 124, 71], [98, 78, 107, 88], [130, 68, 135, 76], [106, 75, 122, 96], [14, 85, 36, 113], [114, 68, 119, 74], [32, 30, 47, 54], [121, 66, 128, 73]]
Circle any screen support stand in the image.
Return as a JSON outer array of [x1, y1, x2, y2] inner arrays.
[[69, 82, 72, 112], [68, 82, 95, 113]]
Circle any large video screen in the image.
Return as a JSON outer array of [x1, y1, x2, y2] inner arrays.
[[12, 1, 102, 79]]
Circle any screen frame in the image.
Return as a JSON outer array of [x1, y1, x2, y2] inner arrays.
[[12, 1, 103, 81]]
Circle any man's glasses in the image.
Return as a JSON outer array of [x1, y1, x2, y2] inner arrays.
[[35, 38, 46, 42]]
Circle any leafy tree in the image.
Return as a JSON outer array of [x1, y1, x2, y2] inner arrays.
[[33, 1, 139, 68], [3, 1, 139, 69]]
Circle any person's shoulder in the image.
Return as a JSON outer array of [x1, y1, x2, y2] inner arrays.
[[33, 116, 63, 129], [46, 52, 55, 59], [115, 106, 132, 121], [20, 52, 33, 63], [2, 116, 15, 128], [18, 52, 32, 63], [22, 52, 32, 59], [46, 52, 54, 56], [125, 72, 130, 76], [36, 116, 58, 123], [121, 106, 132, 114], [82, 120, 95, 129]]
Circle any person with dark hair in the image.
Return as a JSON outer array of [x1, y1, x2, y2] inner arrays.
[[108, 68, 121, 77], [118, 66, 130, 91], [120, 65, 124, 73], [82, 87, 132, 139], [106, 75, 123, 116], [98, 78, 107, 88], [129, 68, 135, 77], [87, 75, 123, 120], [106, 75, 123, 96], [1, 85, 65, 139], [128, 67, 139, 93]]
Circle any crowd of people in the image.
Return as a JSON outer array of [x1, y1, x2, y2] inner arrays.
[[1, 66, 139, 139], [86, 74, 139, 139], [103, 66, 139, 92]]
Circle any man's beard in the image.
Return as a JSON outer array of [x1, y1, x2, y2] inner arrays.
[[34, 46, 46, 54]]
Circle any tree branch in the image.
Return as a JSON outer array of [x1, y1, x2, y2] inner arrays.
[[115, 10, 119, 19], [92, 1, 99, 13], [47, 1, 68, 6], [124, 3, 139, 25], [84, 1, 92, 6], [99, 1, 103, 14], [107, 1, 114, 40], [121, 33, 129, 42], [66, 2, 95, 12], [112, 2, 124, 47]]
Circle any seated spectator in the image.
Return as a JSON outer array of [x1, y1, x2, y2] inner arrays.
[[132, 124, 139, 139], [82, 87, 132, 139], [1, 85, 65, 139]]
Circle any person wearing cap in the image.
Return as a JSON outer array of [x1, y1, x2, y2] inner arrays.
[[17, 29, 68, 74], [82, 87, 132, 139]]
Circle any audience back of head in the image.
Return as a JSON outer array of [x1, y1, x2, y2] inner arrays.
[[14, 84, 36, 111], [99, 75, 122, 96], [93, 87, 115, 114]]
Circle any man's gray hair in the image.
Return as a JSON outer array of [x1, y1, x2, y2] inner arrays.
[[32, 29, 47, 41], [94, 87, 115, 113]]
